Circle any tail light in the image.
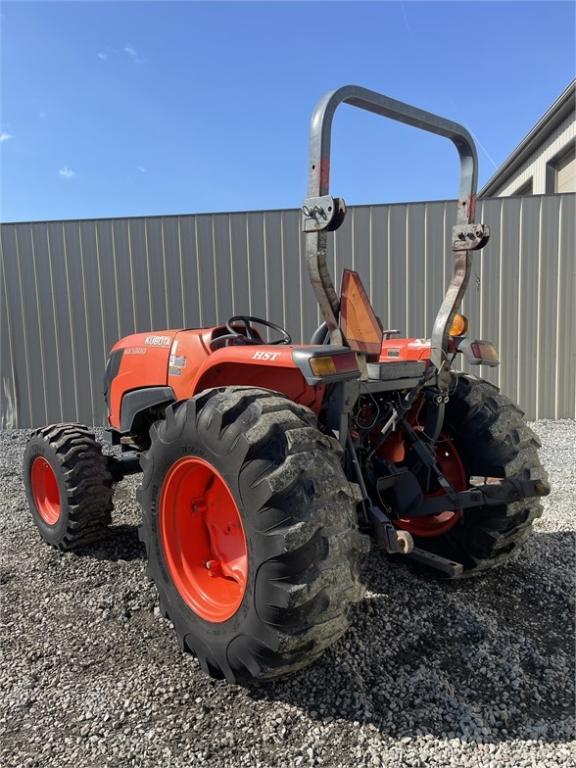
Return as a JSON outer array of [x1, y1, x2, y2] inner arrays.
[[457, 338, 499, 366]]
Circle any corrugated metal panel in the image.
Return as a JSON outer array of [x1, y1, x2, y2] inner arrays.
[[1, 194, 574, 427]]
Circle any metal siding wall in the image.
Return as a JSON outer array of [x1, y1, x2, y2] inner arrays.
[[498, 114, 576, 195], [557, 196, 576, 417], [1, 194, 574, 428]]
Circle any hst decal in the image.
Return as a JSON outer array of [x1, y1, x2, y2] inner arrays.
[[252, 351, 281, 361]]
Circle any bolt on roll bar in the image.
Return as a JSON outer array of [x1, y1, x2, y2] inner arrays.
[[301, 85, 489, 380]]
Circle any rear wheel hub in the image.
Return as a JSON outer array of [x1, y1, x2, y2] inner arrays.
[[395, 435, 468, 538], [159, 457, 248, 623]]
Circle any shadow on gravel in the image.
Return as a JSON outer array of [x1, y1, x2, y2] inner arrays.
[[249, 530, 575, 744], [71, 523, 574, 743], [74, 524, 144, 562]]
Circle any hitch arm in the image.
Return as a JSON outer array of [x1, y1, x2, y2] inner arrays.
[[400, 477, 551, 518]]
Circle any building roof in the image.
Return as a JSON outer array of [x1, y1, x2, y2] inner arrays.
[[479, 80, 576, 197]]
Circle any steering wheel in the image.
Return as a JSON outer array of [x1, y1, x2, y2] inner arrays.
[[225, 315, 292, 345]]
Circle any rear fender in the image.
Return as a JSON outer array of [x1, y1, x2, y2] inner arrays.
[[196, 363, 321, 410], [187, 345, 359, 411], [191, 346, 320, 410]]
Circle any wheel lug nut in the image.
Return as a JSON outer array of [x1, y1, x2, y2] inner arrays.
[[205, 559, 222, 577]]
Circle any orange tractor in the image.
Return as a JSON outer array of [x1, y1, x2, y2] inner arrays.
[[24, 86, 549, 683]]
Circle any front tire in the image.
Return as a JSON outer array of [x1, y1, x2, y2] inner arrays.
[[23, 424, 114, 550], [138, 387, 368, 684]]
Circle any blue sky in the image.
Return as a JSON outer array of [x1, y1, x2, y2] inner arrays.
[[1, 1, 574, 222]]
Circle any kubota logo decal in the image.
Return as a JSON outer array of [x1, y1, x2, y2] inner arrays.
[[145, 335, 171, 347], [252, 351, 281, 361]]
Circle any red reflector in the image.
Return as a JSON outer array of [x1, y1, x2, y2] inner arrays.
[[339, 269, 383, 356], [333, 352, 359, 373]]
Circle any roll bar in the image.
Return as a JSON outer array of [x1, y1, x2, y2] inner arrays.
[[307, 85, 478, 219], [302, 85, 489, 380]]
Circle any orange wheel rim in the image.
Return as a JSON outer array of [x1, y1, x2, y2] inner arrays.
[[159, 456, 248, 623], [30, 457, 61, 525], [395, 435, 467, 538]]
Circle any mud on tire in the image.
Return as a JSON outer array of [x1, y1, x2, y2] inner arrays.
[[23, 424, 114, 550], [423, 374, 548, 575], [138, 387, 369, 684]]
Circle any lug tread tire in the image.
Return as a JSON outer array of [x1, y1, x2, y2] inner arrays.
[[138, 387, 369, 684], [23, 423, 114, 550], [427, 375, 547, 576]]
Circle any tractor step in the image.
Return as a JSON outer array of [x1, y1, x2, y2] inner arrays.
[[406, 547, 464, 577]]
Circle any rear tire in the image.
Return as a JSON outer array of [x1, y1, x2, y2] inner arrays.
[[23, 424, 114, 550], [413, 375, 547, 575], [138, 387, 368, 684]]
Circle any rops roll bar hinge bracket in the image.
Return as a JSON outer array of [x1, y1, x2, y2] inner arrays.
[[302, 196, 347, 233]]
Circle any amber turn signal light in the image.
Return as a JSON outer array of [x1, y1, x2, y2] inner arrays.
[[310, 356, 338, 377], [449, 313, 468, 337]]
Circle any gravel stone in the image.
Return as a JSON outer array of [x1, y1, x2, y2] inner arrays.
[[1, 421, 574, 767]]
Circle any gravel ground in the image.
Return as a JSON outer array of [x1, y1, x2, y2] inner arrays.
[[1, 421, 574, 768]]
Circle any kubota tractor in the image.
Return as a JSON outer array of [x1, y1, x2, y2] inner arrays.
[[24, 86, 549, 684]]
